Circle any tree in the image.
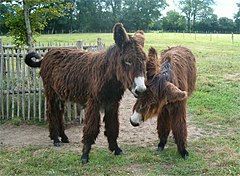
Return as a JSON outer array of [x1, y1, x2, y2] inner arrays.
[[103, 0, 123, 23], [4, 0, 67, 49], [175, 0, 215, 32], [122, 0, 168, 31], [195, 13, 218, 32], [234, 3, 240, 33], [0, 3, 13, 35], [218, 17, 235, 33], [23, 0, 34, 52], [195, 6, 218, 33], [44, 0, 75, 34], [162, 10, 186, 31]]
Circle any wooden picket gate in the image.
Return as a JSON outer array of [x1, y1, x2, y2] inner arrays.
[[0, 38, 105, 122]]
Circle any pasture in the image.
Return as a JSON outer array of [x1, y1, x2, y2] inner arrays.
[[1, 32, 240, 175]]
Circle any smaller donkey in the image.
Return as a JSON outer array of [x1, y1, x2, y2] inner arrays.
[[130, 46, 196, 159]]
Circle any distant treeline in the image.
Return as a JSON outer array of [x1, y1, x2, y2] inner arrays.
[[1, 0, 240, 35]]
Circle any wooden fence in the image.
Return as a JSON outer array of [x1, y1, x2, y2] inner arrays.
[[0, 38, 105, 122]]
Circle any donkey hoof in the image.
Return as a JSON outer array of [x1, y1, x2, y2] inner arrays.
[[61, 138, 70, 143], [82, 158, 88, 165], [114, 148, 123, 155], [54, 142, 61, 147], [157, 146, 164, 152], [81, 155, 89, 165], [157, 142, 165, 152], [180, 149, 189, 160]]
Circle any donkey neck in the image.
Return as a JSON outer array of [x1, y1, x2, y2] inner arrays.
[[148, 61, 172, 100], [91, 45, 124, 92]]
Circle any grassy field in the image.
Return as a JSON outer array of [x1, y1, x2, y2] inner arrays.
[[1, 32, 240, 175]]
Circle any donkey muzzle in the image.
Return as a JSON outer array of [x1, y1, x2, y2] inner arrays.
[[131, 76, 146, 98], [130, 111, 143, 127]]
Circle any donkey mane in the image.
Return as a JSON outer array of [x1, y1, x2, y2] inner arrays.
[[146, 48, 173, 101]]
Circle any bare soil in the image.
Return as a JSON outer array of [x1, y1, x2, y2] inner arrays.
[[0, 91, 204, 152]]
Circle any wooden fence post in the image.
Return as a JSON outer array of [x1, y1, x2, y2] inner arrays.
[[97, 38, 103, 50], [76, 40, 83, 50], [97, 38, 102, 46], [0, 38, 2, 86], [0, 38, 3, 117], [0, 38, 4, 82]]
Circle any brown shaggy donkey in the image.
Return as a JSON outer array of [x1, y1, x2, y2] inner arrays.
[[130, 46, 196, 159], [25, 23, 147, 164]]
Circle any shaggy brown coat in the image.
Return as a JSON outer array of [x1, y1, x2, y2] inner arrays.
[[131, 46, 196, 159], [25, 23, 147, 164]]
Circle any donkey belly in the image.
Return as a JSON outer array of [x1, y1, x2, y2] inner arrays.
[[43, 69, 88, 106], [54, 82, 88, 105]]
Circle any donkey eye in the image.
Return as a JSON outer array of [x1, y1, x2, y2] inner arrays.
[[137, 104, 146, 112], [124, 61, 132, 66]]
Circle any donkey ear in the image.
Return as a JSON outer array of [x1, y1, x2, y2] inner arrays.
[[133, 30, 145, 47], [148, 47, 158, 61], [164, 82, 188, 103], [146, 47, 159, 79], [113, 23, 129, 49]]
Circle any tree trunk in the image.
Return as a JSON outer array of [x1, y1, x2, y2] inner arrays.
[[187, 16, 191, 32], [23, 0, 34, 52], [193, 13, 196, 31]]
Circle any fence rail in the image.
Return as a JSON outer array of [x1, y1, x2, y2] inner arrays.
[[0, 38, 105, 122]]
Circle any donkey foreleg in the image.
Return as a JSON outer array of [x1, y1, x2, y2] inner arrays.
[[104, 103, 123, 155], [81, 99, 101, 164]]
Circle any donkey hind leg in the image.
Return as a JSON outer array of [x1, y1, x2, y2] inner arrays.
[[46, 93, 68, 147], [104, 102, 123, 155], [157, 108, 172, 152], [81, 99, 101, 164], [171, 102, 189, 159], [59, 101, 69, 143]]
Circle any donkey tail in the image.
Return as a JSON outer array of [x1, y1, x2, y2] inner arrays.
[[25, 52, 42, 68]]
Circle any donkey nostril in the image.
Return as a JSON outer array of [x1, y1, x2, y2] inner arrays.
[[135, 90, 141, 96], [130, 119, 140, 127], [135, 87, 146, 97], [138, 86, 147, 93]]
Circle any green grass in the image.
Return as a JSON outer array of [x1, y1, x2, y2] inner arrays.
[[1, 32, 240, 175]]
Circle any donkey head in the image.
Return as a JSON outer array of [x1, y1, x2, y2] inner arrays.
[[113, 23, 147, 98], [130, 48, 187, 126], [130, 82, 187, 126]]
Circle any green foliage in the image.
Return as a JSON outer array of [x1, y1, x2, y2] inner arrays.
[[1, 0, 240, 35], [162, 10, 186, 31], [68, 0, 168, 32], [235, 3, 240, 33], [218, 17, 235, 33], [0, 3, 12, 34], [5, 5, 26, 46], [195, 13, 218, 32], [4, 0, 68, 46], [175, 0, 215, 32], [122, 0, 168, 30]]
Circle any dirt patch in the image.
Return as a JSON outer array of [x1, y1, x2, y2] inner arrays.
[[224, 73, 240, 81], [0, 91, 204, 152]]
